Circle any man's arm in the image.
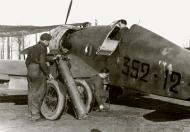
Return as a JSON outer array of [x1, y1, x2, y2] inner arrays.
[[39, 47, 49, 76]]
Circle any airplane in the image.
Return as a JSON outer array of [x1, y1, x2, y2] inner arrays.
[[1, 0, 190, 120]]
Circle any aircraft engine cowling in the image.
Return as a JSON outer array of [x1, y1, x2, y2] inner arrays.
[[49, 26, 75, 53]]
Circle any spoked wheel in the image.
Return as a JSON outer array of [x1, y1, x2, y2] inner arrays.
[[75, 79, 93, 112], [41, 80, 66, 120]]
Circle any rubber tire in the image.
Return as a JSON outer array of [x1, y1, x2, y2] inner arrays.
[[41, 80, 66, 120], [75, 79, 93, 112]]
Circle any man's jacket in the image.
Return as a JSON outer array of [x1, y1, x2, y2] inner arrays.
[[25, 41, 49, 76]]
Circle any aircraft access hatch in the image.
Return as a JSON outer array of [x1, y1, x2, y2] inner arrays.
[[96, 39, 119, 56], [96, 21, 124, 56]]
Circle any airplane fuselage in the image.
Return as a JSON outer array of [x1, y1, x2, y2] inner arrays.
[[68, 24, 190, 100]]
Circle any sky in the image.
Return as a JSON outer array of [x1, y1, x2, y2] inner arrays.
[[1, 0, 190, 47]]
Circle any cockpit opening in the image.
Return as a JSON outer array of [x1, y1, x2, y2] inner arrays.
[[96, 19, 127, 56]]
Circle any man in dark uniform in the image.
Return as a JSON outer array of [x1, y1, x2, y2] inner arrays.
[[87, 68, 110, 111], [25, 33, 54, 121]]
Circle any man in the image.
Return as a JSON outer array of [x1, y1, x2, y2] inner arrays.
[[87, 68, 110, 111], [25, 33, 54, 121]]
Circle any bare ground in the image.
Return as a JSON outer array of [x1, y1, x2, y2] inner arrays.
[[1, 91, 190, 132]]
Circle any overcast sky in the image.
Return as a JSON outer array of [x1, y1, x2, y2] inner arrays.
[[1, 0, 190, 47]]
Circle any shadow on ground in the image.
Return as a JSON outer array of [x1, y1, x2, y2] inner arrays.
[[1, 90, 190, 122], [0, 95, 27, 105], [111, 91, 190, 122]]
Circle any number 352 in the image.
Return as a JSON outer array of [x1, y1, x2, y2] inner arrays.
[[121, 56, 150, 82]]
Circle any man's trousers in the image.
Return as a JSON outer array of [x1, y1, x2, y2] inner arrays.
[[27, 64, 47, 119]]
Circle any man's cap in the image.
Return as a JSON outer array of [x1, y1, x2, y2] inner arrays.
[[40, 33, 52, 41]]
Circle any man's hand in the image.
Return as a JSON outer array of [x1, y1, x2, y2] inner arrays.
[[48, 74, 54, 80], [62, 48, 69, 54], [52, 54, 61, 60]]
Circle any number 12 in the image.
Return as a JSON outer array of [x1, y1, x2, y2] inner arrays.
[[163, 70, 181, 93]]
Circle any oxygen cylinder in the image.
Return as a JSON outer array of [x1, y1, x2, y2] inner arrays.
[[57, 58, 88, 119]]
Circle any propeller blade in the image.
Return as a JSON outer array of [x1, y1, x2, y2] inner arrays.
[[65, 0, 73, 25]]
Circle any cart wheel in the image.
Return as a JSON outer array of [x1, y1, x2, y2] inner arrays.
[[41, 80, 66, 120], [75, 79, 93, 112]]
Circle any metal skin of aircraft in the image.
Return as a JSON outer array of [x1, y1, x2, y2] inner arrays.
[[52, 21, 190, 101]]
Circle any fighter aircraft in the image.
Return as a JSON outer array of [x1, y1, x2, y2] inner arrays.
[[1, 0, 190, 120]]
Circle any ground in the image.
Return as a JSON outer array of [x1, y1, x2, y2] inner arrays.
[[1, 91, 190, 132]]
